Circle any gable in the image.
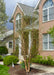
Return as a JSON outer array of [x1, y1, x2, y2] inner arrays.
[[18, 3, 34, 17], [13, 5, 24, 19], [10, 3, 34, 22], [10, 3, 25, 21]]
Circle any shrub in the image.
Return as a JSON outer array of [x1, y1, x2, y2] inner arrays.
[[41, 58, 48, 65], [4, 55, 19, 66], [47, 56, 53, 65], [0, 55, 3, 61], [31, 55, 54, 66], [31, 55, 43, 63], [0, 46, 8, 55]]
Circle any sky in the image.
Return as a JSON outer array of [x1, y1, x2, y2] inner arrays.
[[4, 0, 38, 30]]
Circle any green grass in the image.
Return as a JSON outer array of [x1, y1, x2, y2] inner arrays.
[[0, 65, 10, 75]]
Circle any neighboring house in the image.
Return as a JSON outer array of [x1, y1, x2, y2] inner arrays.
[[0, 30, 13, 54], [10, 3, 39, 60], [35, 0, 54, 57]]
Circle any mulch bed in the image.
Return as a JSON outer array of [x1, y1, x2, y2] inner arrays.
[[8, 65, 45, 75]]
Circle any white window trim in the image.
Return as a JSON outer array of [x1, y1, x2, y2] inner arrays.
[[8, 40, 13, 49], [43, 34, 54, 51], [43, 6, 54, 22]]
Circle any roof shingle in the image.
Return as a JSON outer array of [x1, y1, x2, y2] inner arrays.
[[18, 3, 34, 17]]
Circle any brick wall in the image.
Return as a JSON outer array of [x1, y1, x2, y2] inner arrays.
[[39, 0, 54, 57]]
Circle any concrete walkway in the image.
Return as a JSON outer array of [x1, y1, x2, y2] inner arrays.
[[0, 61, 3, 65], [31, 64, 54, 75]]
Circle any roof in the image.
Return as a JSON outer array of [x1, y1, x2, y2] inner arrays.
[[18, 3, 34, 16], [0, 30, 13, 40], [10, 3, 34, 21], [4, 30, 13, 37]]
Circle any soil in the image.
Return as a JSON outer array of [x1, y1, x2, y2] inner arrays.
[[8, 65, 45, 75]]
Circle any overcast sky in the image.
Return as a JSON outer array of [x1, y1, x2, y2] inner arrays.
[[4, 0, 38, 30]]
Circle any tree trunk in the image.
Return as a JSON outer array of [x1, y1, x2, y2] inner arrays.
[[21, 31, 31, 73]]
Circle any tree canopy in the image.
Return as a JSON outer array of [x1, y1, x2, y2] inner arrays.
[[0, 0, 8, 33]]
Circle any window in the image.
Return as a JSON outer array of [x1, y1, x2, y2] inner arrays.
[[43, 34, 54, 50], [16, 13, 21, 30], [43, 34, 48, 49], [9, 41, 13, 48], [43, 0, 54, 22], [49, 7, 54, 20], [43, 9, 48, 22]]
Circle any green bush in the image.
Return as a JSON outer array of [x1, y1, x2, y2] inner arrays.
[[0, 46, 8, 55], [41, 58, 48, 65], [31, 55, 54, 66], [47, 56, 53, 65], [4, 55, 19, 66], [31, 55, 43, 63], [0, 55, 3, 61]]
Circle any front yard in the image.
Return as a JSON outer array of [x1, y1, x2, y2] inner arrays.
[[1, 64, 54, 75], [1, 55, 54, 75], [0, 64, 45, 75]]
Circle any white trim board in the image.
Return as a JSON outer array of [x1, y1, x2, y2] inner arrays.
[[11, 3, 25, 20], [34, 0, 41, 10]]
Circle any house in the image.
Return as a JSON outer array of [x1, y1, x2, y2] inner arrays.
[[10, 3, 39, 60], [35, 0, 54, 57], [0, 30, 13, 54], [10, 0, 54, 59]]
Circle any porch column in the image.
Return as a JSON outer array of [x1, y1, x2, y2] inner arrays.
[[28, 31, 31, 54], [13, 19, 15, 52], [18, 35, 24, 61], [18, 35, 21, 57]]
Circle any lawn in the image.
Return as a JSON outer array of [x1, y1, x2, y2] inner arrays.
[[0, 65, 10, 75]]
